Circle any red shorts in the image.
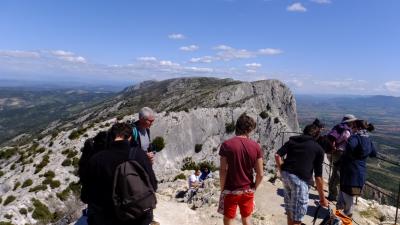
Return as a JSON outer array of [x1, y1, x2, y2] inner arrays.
[[221, 192, 254, 219]]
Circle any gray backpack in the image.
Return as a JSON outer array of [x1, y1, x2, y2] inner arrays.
[[112, 148, 157, 221]]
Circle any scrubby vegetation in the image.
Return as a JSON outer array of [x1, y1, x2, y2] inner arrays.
[[181, 157, 218, 172], [61, 159, 72, 167], [31, 198, 52, 222], [274, 117, 280, 124], [29, 184, 48, 192], [34, 155, 50, 174], [50, 180, 61, 189], [19, 208, 28, 215], [181, 157, 198, 171], [0, 148, 18, 160], [174, 173, 186, 181], [0, 170, 4, 177], [225, 122, 235, 134], [21, 179, 33, 188], [68, 127, 88, 140], [3, 195, 16, 206], [13, 181, 21, 191], [259, 111, 269, 119], [151, 136, 165, 152], [194, 144, 203, 153]]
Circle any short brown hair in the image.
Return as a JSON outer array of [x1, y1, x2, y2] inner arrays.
[[235, 113, 256, 136]]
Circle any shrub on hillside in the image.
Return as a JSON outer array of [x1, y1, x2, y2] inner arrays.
[[0, 148, 18, 160], [61, 159, 72, 167], [151, 136, 165, 152], [31, 198, 52, 222], [194, 144, 203, 153], [0, 170, 4, 177], [22, 179, 33, 188], [225, 122, 235, 134], [3, 195, 16, 206], [34, 155, 50, 174], [29, 184, 47, 193], [274, 117, 280, 124], [198, 161, 218, 172], [13, 182, 21, 191], [181, 157, 198, 171], [19, 208, 28, 215], [50, 180, 61, 189], [56, 188, 70, 201], [3, 215, 12, 220], [174, 173, 186, 181], [43, 170, 55, 179], [66, 150, 78, 159], [0, 221, 14, 225], [259, 111, 269, 119]]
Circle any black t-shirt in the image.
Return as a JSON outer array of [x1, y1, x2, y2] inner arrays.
[[277, 135, 324, 182]]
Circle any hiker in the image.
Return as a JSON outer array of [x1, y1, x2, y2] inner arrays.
[[187, 169, 202, 203], [85, 122, 157, 225], [218, 113, 264, 225], [327, 114, 358, 201], [338, 120, 376, 217], [189, 169, 202, 189], [131, 107, 156, 164], [275, 123, 328, 225], [200, 167, 212, 182]]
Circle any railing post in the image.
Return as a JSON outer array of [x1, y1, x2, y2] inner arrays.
[[281, 132, 285, 147], [395, 181, 400, 224]]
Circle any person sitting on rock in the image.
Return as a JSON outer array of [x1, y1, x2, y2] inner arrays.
[[187, 169, 202, 203], [199, 167, 212, 182], [218, 113, 264, 225]]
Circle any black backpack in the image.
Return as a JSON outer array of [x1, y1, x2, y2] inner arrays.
[[112, 148, 157, 221]]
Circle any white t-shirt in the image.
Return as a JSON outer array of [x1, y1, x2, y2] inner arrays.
[[188, 174, 200, 188]]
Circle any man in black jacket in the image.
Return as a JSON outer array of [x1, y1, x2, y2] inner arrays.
[[86, 122, 157, 225], [275, 124, 328, 225]]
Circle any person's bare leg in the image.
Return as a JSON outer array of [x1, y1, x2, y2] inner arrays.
[[241, 216, 251, 225], [223, 216, 234, 225], [287, 215, 293, 225]]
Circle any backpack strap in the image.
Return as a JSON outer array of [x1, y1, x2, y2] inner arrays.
[[312, 205, 322, 225], [132, 127, 139, 143]]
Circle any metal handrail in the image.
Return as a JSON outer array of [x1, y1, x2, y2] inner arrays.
[[279, 131, 400, 224]]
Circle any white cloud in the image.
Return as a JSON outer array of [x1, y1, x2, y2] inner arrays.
[[287, 3, 307, 12], [168, 33, 186, 40], [246, 70, 257, 73], [212, 45, 283, 61], [184, 66, 214, 73], [384, 81, 400, 92], [51, 50, 87, 63], [159, 60, 180, 67], [214, 45, 234, 51], [137, 56, 158, 62], [0, 50, 40, 58], [258, 48, 283, 55], [311, 0, 331, 4], [179, 45, 199, 51], [245, 63, 262, 69], [189, 56, 215, 63], [313, 79, 369, 91]]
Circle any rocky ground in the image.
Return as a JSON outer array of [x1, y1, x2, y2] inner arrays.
[[151, 171, 398, 225]]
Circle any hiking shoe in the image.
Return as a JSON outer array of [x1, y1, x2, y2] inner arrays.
[[150, 221, 160, 225]]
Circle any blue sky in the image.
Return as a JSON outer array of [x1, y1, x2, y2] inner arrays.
[[0, 0, 399, 95]]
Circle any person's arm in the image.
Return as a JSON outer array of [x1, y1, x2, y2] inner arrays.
[[315, 176, 328, 207], [254, 158, 263, 190], [274, 153, 283, 172], [146, 152, 155, 164], [219, 156, 228, 191]]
